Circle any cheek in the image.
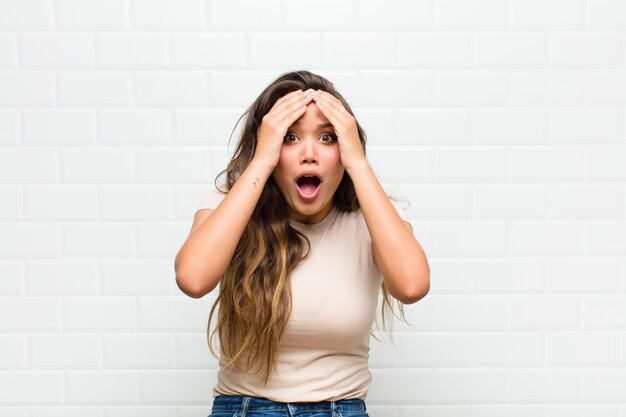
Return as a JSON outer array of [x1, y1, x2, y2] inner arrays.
[[325, 147, 343, 169], [322, 148, 345, 187]]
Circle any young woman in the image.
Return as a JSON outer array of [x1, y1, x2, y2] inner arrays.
[[175, 70, 430, 417]]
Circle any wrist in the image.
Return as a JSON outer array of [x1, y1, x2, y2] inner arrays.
[[345, 158, 370, 176], [248, 158, 276, 177]]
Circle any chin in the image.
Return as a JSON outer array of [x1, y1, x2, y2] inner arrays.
[[289, 195, 331, 215], [291, 200, 322, 214]]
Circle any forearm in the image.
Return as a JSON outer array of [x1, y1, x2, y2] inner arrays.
[[346, 161, 430, 303], [175, 159, 274, 297]]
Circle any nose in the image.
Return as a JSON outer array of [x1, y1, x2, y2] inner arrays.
[[300, 137, 318, 164]]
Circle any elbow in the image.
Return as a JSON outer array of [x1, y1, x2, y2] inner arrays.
[[174, 252, 218, 299], [175, 269, 216, 299], [175, 274, 206, 299], [399, 284, 429, 305], [395, 270, 430, 305]]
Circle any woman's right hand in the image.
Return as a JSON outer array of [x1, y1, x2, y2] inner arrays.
[[252, 88, 315, 170]]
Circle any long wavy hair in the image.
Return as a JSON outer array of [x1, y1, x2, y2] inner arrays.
[[207, 70, 406, 383]]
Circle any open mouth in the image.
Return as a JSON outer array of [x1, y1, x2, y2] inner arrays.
[[296, 175, 321, 196]]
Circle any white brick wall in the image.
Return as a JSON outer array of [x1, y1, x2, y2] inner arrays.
[[1, 0, 625, 415]]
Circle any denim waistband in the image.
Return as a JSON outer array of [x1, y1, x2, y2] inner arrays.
[[211, 395, 367, 413]]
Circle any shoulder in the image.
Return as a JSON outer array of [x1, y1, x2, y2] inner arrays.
[[344, 196, 411, 223], [329, 207, 370, 242], [337, 197, 413, 239]]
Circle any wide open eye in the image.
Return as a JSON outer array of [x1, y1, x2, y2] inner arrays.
[[283, 133, 298, 143], [320, 133, 337, 143]]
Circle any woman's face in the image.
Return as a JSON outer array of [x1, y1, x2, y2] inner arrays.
[[271, 101, 345, 224]]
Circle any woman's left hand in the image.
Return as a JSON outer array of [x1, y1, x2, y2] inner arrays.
[[311, 90, 367, 172]]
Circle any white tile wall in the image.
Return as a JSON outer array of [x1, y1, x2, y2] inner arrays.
[[131, 0, 206, 30], [588, 0, 626, 28], [95, 33, 169, 68], [57, 71, 132, 106], [511, 0, 586, 29], [0, 72, 55, 105], [0, 33, 18, 68], [0, 0, 53, 29], [1, 0, 625, 415], [56, 0, 127, 29], [171, 34, 245, 69], [437, 0, 509, 29], [20, 33, 94, 69]]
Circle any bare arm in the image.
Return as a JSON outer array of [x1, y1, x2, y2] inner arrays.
[[307, 89, 430, 304], [174, 160, 274, 298], [174, 88, 315, 298], [349, 161, 430, 304]]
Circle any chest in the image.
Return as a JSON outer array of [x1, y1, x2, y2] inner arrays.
[[282, 229, 382, 349]]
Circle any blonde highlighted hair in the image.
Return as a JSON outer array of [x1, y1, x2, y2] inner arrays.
[[208, 70, 405, 383]]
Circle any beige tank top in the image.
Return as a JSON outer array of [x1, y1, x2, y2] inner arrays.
[[196, 188, 409, 402]]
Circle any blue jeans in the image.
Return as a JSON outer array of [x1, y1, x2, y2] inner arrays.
[[208, 395, 369, 417]]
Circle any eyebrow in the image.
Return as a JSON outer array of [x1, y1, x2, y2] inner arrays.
[[291, 121, 333, 129]]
